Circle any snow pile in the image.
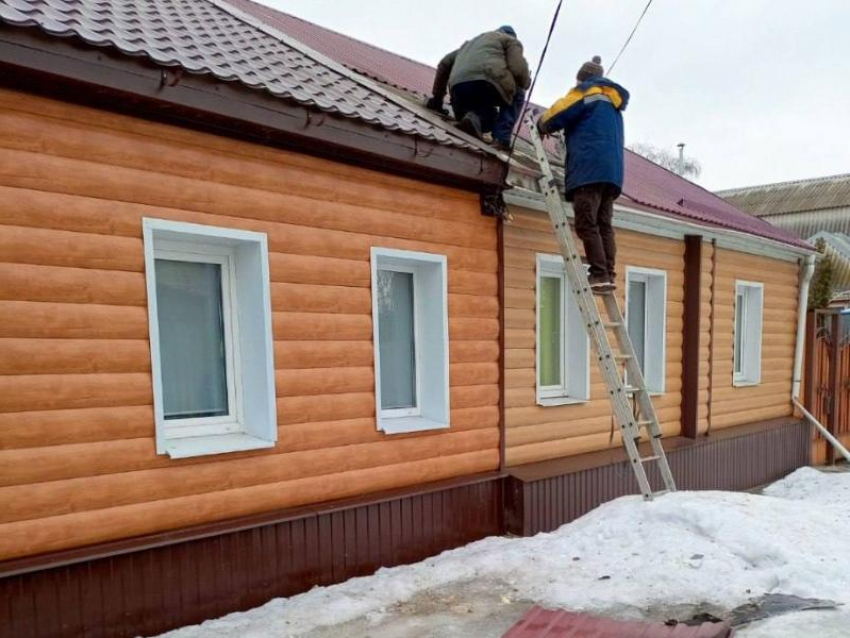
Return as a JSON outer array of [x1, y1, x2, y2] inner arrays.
[[161, 468, 850, 637]]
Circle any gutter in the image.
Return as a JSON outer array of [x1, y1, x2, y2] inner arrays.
[[792, 254, 816, 402]]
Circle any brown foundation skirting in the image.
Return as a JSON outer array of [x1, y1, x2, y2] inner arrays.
[[504, 417, 810, 536], [0, 473, 504, 638], [0, 418, 810, 638]]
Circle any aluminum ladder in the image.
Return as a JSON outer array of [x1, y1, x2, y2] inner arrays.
[[523, 112, 676, 500]]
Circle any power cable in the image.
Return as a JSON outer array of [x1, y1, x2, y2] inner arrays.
[[501, 0, 565, 177], [607, 0, 654, 75]]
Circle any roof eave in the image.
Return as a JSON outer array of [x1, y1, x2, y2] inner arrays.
[[505, 187, 815, 261], [0, 25, 505, 190]]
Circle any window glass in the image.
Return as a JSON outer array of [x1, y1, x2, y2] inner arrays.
[[539, 275, 563, 387], [628, 279, 647, 373], [377, 269, 417, 410], [155, 259, 229, 420]]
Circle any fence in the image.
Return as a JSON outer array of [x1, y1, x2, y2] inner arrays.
[[804, 310, 850, 462]]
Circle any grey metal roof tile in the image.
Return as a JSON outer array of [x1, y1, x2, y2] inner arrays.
[[0, 0, 484, 152]]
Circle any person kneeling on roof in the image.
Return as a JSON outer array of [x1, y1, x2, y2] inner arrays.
[[537, 56, 630, 293], [426, 25, 530, 151]]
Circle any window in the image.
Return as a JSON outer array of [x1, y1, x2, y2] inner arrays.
[[733, 281, 764, 386], [143, 218, 276, 458], [371, 248, 449, 434], [536, 254, 590, 405], [625, 267, 667, 394]]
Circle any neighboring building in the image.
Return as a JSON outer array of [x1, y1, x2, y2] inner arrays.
[[719, 174, 850, 292], [0, 2, 814, 637]]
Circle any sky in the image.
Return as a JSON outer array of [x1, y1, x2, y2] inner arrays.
[[256, 0, 850, 191]]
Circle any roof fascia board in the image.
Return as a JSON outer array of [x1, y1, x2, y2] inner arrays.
[[0, 26, 504, 188], [505, 188, 813, 262]]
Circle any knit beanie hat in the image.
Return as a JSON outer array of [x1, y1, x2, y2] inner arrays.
[[497, 25, 517, 38], [577, 56, 604, 81]]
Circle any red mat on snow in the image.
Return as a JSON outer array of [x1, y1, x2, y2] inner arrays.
[[503, 606, 733, 637]]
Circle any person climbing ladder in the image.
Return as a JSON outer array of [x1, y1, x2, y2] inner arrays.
[[536, 56, 630, 293]]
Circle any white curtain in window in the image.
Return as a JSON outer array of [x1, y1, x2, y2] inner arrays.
[[155, 259, 229, 419], [377, 269, 417, 409], [628, 280, 647, 373]]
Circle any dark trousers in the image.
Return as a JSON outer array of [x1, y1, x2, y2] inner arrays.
[[572, 183, 618, 280], [450, 81, 524, 145]]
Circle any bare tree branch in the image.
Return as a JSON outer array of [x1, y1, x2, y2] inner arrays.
[[628, 142, 702, 179]]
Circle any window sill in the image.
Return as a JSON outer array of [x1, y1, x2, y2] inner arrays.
[[163, 433, 275, 459], [733, 380, 761, 388], [537, 396, 589, 407], [379, 416, 450, 435]]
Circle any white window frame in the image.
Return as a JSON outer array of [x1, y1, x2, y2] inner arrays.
[[625, 266, 668, 394], [371, 247, 450, 434], [535, 254, 590, 406], [733, 280, 765, 387], [143, 218, 277, 459]]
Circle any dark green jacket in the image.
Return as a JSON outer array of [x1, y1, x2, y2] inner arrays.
[[431, 31, 531, 105]]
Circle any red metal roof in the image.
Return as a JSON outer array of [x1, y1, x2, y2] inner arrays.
[[503, 607, 734, 638], [223, 0, 810, 251]]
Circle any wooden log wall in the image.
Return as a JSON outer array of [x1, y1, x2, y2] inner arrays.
[[503, 209, 685, 466], [706, 247, 798, 430], [503, 208, 802, 466], [0, 89, 501, 560]]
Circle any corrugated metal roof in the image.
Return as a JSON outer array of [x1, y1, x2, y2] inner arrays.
[[503, 607, 733, 637], [221, 0, 809, 252], [0, 0, 483, 152], [731, 209, 850, 239], [811, 232, 850, 291], [718, 173, 850, 217]]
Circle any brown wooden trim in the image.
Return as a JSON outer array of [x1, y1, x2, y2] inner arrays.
[[498, 217, 507, 472], [706, 238, 719, 435], [0, 471, 503, 579], [804, 310, 816, 411], [682, 235, 703, 438], [0, 27, 505, 191], [828, 313, 841, 464]]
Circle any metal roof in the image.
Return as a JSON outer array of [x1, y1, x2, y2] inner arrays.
[[810, 232, 850, 291], [718, 173, 850, 217], [503, 607, 733, 638], [223, 0, 809, 252], [0, 0, 484, 152]]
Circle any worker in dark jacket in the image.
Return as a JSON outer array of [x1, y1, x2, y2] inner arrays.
[[537, 56, 630, 292], [427, 26, 530, 150]]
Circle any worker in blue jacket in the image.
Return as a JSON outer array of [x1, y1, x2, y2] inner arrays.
[[537, 56, 630, 292]]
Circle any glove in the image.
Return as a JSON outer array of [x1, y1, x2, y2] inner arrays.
[[426, 96, 449, 117], [535, 115, 548, 137]]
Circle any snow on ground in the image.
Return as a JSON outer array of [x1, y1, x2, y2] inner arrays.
[[159, 467, 850, 638]]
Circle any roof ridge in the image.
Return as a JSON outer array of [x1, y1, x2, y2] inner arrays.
[[209, 0, 500, 158], [717, 172, 850, 195], [235, 0, 438, 74]]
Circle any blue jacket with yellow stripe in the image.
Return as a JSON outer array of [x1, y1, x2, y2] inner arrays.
[[538, 76, 629, 199]]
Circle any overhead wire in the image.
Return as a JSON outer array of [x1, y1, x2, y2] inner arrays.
[[607, 0, 654, 75], [500, 0, 565, 179]]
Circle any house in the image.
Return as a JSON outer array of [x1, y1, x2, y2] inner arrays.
[[0, 1, 815, 637], [719, 173, 850, 293]]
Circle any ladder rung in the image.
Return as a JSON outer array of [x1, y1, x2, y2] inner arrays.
[[639, 455, 660, 463], [602, 322, 622, 329], [614, 354, 633, 362], [653, 490, 671, 497], [636, 420, 652, 427], [624, 386, 644, 394]]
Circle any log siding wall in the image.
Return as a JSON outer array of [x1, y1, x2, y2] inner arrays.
[[0, 89, 501, 560], [706, 247, 798, 430], [504, 208, 801, 466], [503, 209, 685, 466]]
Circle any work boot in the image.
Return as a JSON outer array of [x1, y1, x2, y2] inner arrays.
[[492, 138, 512, 152], [457, 112, 483, 140], [588, 274, 615, 294]]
